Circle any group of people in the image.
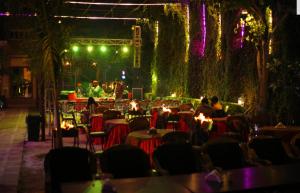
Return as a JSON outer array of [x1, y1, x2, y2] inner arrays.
[[75, 80, 127, 99], [194, 96, 227, 118]]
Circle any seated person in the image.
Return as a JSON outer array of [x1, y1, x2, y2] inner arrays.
[[86, 97, 98, 115], [211, 96, 227, 118], [194, 97, 214, 118]]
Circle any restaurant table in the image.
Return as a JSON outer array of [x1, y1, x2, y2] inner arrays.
[[126, 129, 173, 156], [62, 176, 191, 193], [104, 119, 130, 149], [62, 164, 300, 193], [171, 163, 300, 193], [258, 126, 300, 155], [259, 126, 300, 140]]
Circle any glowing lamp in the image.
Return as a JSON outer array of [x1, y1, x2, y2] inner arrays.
[[194, 113, 213, 130], [100, 45, 107, 52], [72, 45, 79, 52], [61, 121, 74, 130], [122, 46, 129, 53], [87, 46, 93, 52], [130, 101, 138, 111], [162, 104, 171, 113]]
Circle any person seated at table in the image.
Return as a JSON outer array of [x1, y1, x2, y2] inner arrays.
[[194, 97, 214, 118], [211, 96, 227, 118], [86, 97, 98, 115]]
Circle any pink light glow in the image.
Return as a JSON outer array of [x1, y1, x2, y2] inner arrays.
[[200, 2, 206, 57], [191, 2, 206, 58], [240, 20, 245, 48], [65, 1, 171, 6], [54, 15, 139, 20]]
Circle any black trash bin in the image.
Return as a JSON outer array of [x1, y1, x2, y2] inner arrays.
[[26, 115, 41, 141]]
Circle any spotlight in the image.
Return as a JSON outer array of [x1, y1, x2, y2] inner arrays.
[[100, 45, 107, 52], [87, 45, 93, 52], [72, 45, 79, 52], [122, 46, 129, 53]]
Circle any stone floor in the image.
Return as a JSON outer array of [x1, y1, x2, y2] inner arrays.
[[0, 108, 28, 193], [0, 108, 89, 193]]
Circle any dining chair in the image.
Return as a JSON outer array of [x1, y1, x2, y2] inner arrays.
[[161, 131, 191, 144], [44, 147, 96, 193], [226, 115, 250, 142], [99, 144, 152, 179], [128, 116, 150, 131], [59, 111, 80, 147], [248, 135, 299, 165], [153, 143, 200, 175], [103, 109, 122, 121], [202, 137, 251, 170], [85, 124, 107, 153], [290, 133, 300, 158]]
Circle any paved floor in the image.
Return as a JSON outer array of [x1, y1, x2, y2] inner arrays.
[[0, 108, 88, 193], [0, 108, 28, 193]]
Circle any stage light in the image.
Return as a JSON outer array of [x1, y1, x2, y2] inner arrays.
[[122, 46, 129, 53], [87, 46, 93, 52], [72, 45, 79, 52], [100, 45, 107, 52]]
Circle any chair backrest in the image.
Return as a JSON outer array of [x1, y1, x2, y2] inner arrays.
[[44, 147, 96, 192], [248, 135, 291, 165], [226, 115, 250, 142], [161, 131, 190, 144], [179, 103, 193, 111], [153, 143, 199, 175], [128, 116, 150, 131], [291, 133, 300, 157], [202, 137, 247, 170], [99, 144, 151, 179], [95, 105, 109, 113], [103, 110, 121, 121]]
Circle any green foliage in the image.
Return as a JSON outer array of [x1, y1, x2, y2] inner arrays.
[[268, 59, 300, 124], [154, 5, 188, 97]]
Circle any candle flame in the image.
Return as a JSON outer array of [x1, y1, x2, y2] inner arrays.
[[130, 101, 138, 111], [61, 121, 74, 130], [162, 104, 171, 113], [194, 113, 213, 124]]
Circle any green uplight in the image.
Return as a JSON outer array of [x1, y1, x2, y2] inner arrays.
[[72, 45, 79, 52], [87, 46, 94, 52], [122, 46, 129, 53], [100, 45, 107, 52]]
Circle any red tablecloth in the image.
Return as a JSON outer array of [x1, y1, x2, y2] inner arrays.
[[126, 129, 173, 164], [90, 114, 103, 144], [104, 119, 130, 149]]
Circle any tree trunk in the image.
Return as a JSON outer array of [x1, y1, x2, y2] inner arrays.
[[256, 40, 268, 113]]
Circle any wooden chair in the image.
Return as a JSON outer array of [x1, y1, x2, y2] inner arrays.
[[44, 147, 96, 193], [99, 144, 152, 179]]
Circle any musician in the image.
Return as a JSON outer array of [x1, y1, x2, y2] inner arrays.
[[88, 80, 103, 97]]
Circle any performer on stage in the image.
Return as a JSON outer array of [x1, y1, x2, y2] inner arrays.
[[88, 80, 103, 97]]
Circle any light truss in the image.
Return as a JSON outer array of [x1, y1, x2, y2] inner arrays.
[[70, 38, 133, 45]]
